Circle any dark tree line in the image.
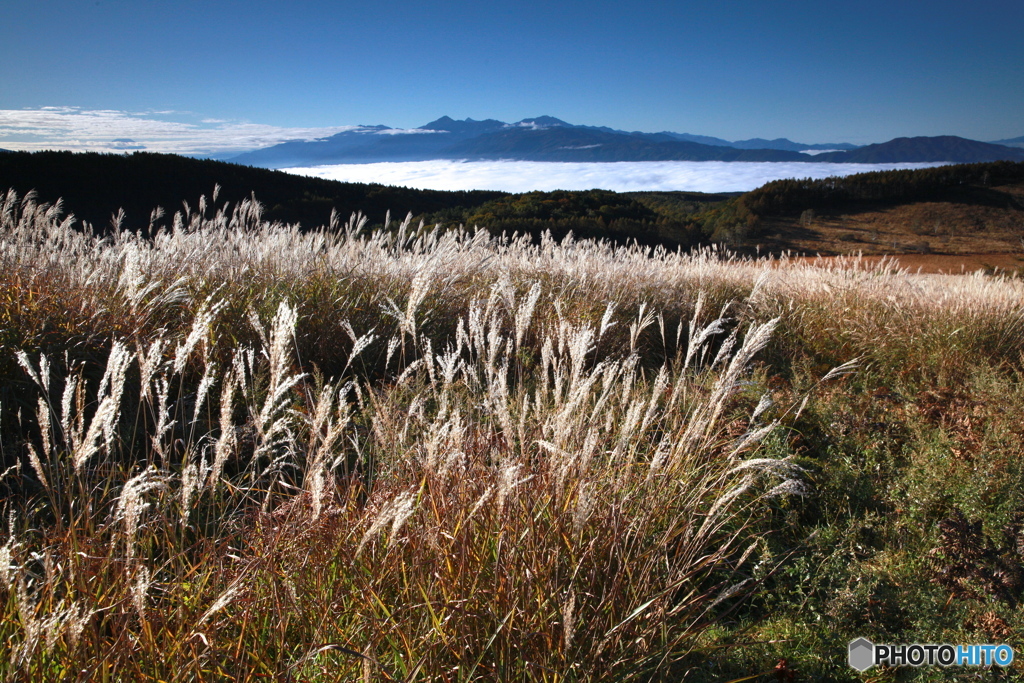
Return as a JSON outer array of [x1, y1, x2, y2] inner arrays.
[[421, 189, 728, 248], [742, 161, 1024, 216]]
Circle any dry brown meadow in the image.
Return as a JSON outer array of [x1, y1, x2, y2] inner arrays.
[[2, 187, 1024, 681]]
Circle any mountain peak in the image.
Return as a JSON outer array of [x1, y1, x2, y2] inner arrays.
[[513, 116, 572, 129], [421, 115, 457, 129], [420, 116, 506, 134]]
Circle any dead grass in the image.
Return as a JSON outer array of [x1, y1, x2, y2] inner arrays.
[[785, 253, 1024, 274], [2, 187, 1024, 680], [0, 189, 820, 681], [753, 182, 1024, 258]]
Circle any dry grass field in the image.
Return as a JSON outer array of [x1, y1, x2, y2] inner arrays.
[[786, 253, 1024, 274], [750, 181, 1024, 266], [2, 187, 1024, 681]]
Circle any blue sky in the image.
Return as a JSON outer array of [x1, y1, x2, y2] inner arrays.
[[1, 0, 1022, 153]]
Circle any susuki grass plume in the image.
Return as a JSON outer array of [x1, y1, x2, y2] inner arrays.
[[2, 186, 1024, 680]]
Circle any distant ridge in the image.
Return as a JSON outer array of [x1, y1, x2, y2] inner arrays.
[[992, 135, 1024, 149], [439, 126, 810, 162], [814, 136, 1024, 163], [729, 137, 860, 152], [231, 116, 814, 167], [419, 116, 507, 135], [228, 117, 1024, 168], [659, 132, 858, 152]]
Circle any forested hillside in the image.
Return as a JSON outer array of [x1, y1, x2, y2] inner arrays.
[[421, 189, 736, 247], [0, 151, 506, 233], [690, 161, 1024, 251]]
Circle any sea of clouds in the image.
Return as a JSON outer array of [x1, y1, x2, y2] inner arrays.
[[285, 159, 950, 194], [0, 107, 359, 155], [0, 108, 951, 194]]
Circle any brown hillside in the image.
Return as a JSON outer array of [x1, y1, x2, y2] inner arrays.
[[751, 182, 1024, 259]]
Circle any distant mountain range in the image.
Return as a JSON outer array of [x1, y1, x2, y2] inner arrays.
[[228, 116, 1024, 167], [812, 136, 1024, 163], [993, 136, 1024, 149]]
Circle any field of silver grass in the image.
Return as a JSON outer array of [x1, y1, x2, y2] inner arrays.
[[1, 188, 1023, 681]]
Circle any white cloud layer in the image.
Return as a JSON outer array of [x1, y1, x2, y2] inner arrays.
[[0, 107, 361, 155], [285, 159, 950, 194], [0, 109, 950, 193]]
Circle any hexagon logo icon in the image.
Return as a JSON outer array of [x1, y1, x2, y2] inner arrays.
[[848, 638, 875, 671]]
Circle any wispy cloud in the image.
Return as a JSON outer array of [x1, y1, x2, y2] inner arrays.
[[371, 128, 441, 136], [285, 159, 950, 194], [0, 107, 362, 155], [799, 149, 846, 156]]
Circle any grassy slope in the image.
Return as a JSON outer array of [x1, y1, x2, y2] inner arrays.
[[748, 182, 1024, 261], [694, 162, 1024, 258], [2, 185, 1024, 680]]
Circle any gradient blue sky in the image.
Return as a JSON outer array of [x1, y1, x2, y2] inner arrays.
[[2, 0, 1022, 152]]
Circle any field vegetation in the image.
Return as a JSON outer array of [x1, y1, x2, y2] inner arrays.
[[692, 161, 1024, 257], [2, 184, 1024, 681]]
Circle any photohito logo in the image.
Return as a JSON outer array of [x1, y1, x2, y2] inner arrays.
[[848, 638, 1014, 671]]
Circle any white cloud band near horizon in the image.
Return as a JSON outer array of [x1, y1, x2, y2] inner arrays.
[[285, 159, 950, 194], [0, 107, 395, 155], [1, 107, 950, 193]]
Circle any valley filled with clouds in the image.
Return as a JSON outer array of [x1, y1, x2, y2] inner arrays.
[[285, 159, 948, 193], [0, 107, 960, 193]]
